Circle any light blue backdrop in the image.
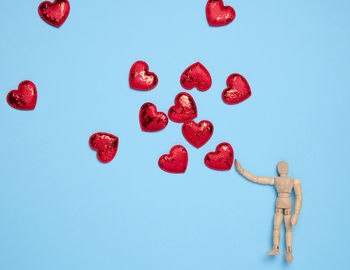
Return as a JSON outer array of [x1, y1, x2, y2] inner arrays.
[[0, 0, 349, 269]]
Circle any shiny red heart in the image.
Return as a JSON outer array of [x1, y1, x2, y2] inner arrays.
[[182, 120, 214, 148], [139, 103, 168, 132], [205, 143, 234, 171], [38, 0, 70, 27], [206, 0, 236, 27], [168, 92, 198, 123], [180, 62, 212, 91], [129, 61, 158, 91], [7, 80, 37, 110], [222, 74, 251, 105], [158, 145, 188, 173], [89, 133, 119, 163]]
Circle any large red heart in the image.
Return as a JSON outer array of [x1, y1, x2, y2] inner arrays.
[[139, 103, 168, 132], [222, 73, 251, 105], [129, 61, 158, 90], [7, 80, 37, 110], [180, 62, 212, 91], [158, 145, 188, 173], [38, 0, 70, 28], [206, 0, 236, 27], [182, 120, 214, 148], [205, 143, 234, 171], [168, 92, 198, 123], [89, 133, 119, 163]]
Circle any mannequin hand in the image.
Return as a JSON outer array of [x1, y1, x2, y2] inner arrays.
[[235, 160, 243, 174], [291, 214, 299, 226]]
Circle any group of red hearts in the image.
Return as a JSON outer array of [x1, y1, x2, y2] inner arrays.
[[7, 0, 251, 174]]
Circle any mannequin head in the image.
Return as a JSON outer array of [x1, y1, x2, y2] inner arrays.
[[277, 161, 289, 176]]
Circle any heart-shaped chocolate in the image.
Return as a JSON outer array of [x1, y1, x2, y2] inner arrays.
[[222, 73, 251, 104], [168, 92, 198, 123], [205, 143, 234, 171], [139, 103, 168, 132], [7, 80, 37, 110], [182, 120, 214, 148], [89, 133, 119, 163], [206, 0, 236, 27], [129, 61, 158, 90], [180, 62, 212, 91], [38, 0, 70, 27], [158, 145, 188, 173]]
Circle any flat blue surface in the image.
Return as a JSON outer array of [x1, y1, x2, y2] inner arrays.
[[0, 0, 349, 269]]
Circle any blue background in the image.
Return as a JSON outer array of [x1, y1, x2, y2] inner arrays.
[[0, 0, 349, 269]]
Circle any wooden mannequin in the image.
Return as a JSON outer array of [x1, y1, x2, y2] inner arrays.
[[235, 160, 302, 263]]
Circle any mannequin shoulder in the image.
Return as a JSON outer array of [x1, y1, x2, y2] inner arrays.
[[293, 179, 301, 185]]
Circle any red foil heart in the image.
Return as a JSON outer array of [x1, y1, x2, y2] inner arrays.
[[180, 62, 212, 91], [7, 80, 37, 110], [38, 0, 70, 27], [222, 73, 251, 104], [182, 120, 214, 148], [89, 133, 119, 163], [158, 145, 188, 173], [129, 61, 158, 90], [139, 103, 168, 132], [168, 92, 198, 123], [205, 143, 234, 171], [206, 0, 236, 27]]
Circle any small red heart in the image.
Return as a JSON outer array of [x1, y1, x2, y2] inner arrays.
[[182, 120, 214, 148], [7, 81, 37, 110], [139, 103, 168, 132], [168, 92, 198, 123], [222, 74, 251, 105], [89, 133, 119, 163], [158, 145, 188, 173], [205, 143, 234, 171], [206, 0, 236, 27], [180, 62, 212, 91], [38, 0, 70, 28], [129, 61, 158, 91]]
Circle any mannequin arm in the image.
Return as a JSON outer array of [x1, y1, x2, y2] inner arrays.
[[235, 160, 274, 185], [291, 179, 302, 226]]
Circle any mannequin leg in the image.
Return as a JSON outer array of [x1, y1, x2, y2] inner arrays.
[[284, 209, 293, 262], [267, 208, 283, 255]]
